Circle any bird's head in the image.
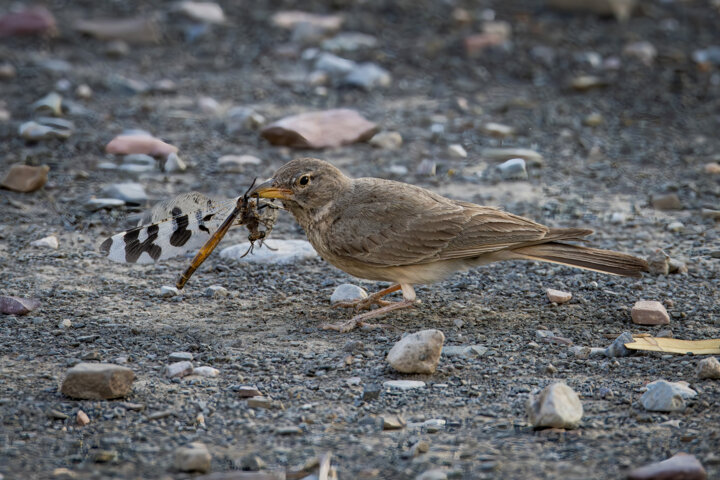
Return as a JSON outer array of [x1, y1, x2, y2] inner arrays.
[[248, 158, 351, 217]]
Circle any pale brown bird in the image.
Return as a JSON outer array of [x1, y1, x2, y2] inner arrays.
[[249, 158, 648, 332]]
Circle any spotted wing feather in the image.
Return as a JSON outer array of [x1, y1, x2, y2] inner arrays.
[[99, 193, 239, 264]]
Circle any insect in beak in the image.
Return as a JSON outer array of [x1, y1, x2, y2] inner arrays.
[[247, 178, 293, 200]]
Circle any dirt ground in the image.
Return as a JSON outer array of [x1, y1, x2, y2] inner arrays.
[[1, 0, 719, 479]]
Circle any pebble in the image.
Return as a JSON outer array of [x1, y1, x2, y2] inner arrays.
[[447, 144, 467, 158], [387, 329, 445, 374], [667, 221, 684, 233], [105, 134, 178, 157], [704, 162, 720, 174], [0, 62, 16, 79], [369, 131, 403, 150], [119, 154, 155, 173], [217, 154, 262, 172], [76, 410, 90, 426], [623, 41, 657, 66], [631, 301, 670, 325], [314, 52, 356, 76], [1, 164, 50, 192], [442, 345, 488, 358], [261, 109, 378, 149], [651, 193, 682, 210], [605, 331, 634, 357], [416, 469, 448, 480], [105, 40, 130, 58], [173, 442, 211, 473], [697, 357, 720, 380], [571, 75, 607, 91], [693, 46, 720, 65], [271, 11, 344, 32], [647, 250, 670, 275], [32, 92, 63, 117], [177, 1, 226, 24], [322, 32, 378, 52], [546, 288, 572, 304], [628, 453, 706, 480], [0, 296, 41, 315], [330, 284, 367, 304], [237, 385, 262, 398], [75, 84, 92, 99], [102, 182, 148, 205], [192, 366, 220, 377], [495, 158, 527, 180], [276, 426, 302, 435], [383, 380, 426, 390], [465, 32, 507, 57], [382, 415, 406, 430], [169, 352, 193, 362], [526, 382, 583, 429], [205, 285, 229, 297], [641, 379, 697, 412], [246, 397, 273, 409], [0, 7, 56, 37], [30, 235, 58, 249], [86, 198, 125, 211], [417, 159, 437, 176], [73, 17, 159, 44], [583, 112, 604, 126], [19, 120, 73, 140], [482, 122, 515, 137], [481, 147, 544, 166], [226, 107, 266, 131], [220, 239, 317, 264], [58, 319, 72, 329], [163, 152, 187, 173], [160, 286, 180, 298], [166, 361, 194, 378], [362, 383, 382, 401], [344, 63, 391, 90], [60, 363, 135, 400]]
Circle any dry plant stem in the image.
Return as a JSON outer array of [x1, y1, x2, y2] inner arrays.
[[333, 283, 402, 310], [322, 299, 415, 333]]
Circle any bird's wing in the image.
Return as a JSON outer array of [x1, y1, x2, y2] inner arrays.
[[325, 180, 551, 267]]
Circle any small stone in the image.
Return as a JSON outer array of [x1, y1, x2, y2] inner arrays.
[[19, 120, 73, 141], [387, 329, 445, 374], [271, 11, 344, 32], [0, 296, 41, 315], [59, 319, 72, 329], [105, 40, 130, 58], [217, 154, 262, 172], [1, 164, 49, 192], [261, 109, 378, 149], [628, 453, 706, 480], [0, 62, 16, 79], [47, 409, 69, 420], [32, 92, 63, 117], [75, 84, 92, 99], [383, 380, 426, 390], [416, 469, 448, 480], [610, 212, 627, 224], [105, 134, 178, 157], [362, 383, 382, 401], [447, 144, 467, 158], [0, 7, 56, 37], [178, 1, 226, 24], [417, 159, 437, 176], [527, 382, 583, 429], [86, 198, 126, 211], [623, 41, 657, 66], [314, 52, 356, 75], [704, 162, 720, 174], [205, 285, 229, 297], [482, 122, 515, 137], [583, 112, 604, 126], [102, 182, 147, 205], [641, 379, 697, 412], [118, 153, 155, 173], [73, 17, 159, 44], [496, 158, 527, 180], [369, 131, 403, 150], [545, 364, 558, 374], [169, 352, 193, 362], [465, 32, 506, 57], [631, 301, 670, 325], [173, 442, 211, 473], [237, 386, 262, 398], [388, 164, 409, 176], [160, 286, 180, 298], [605, 331, 634, 357], [236, 454, 266, 471], [330, 284, 367, 304], [667, 221, 684, 233], [220, 239, 317, 264], [651, 193, 682, 210], [166, 361, 194, 378], [344, 63, 391, 90], [276, 425, 302, 435], [546, 288, 572, 304], [30, 235, 58, 249], [60, 363, 134, 400], [192, 366, 219, 377], [571, 75, 607, 91], [76, 410, 90, 426], [697, 357, 720, 380], [647, 250, 670, 275], [163, 152, 187, 173], [247, 397, 273, 409], [226, 107, 266, 131], [442, 345, 488, 357], [381, 415, 406, 430], [322, 32, 378, 52]]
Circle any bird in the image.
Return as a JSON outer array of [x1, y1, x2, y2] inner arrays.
[[247, 157, 649, 332]]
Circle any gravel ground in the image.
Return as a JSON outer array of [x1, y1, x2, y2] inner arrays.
[[1, 0, 719, 479]]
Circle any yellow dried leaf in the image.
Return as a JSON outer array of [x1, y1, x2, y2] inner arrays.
[[625, 337, 720, 355]]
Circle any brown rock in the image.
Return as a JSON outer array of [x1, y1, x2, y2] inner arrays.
[[647, 250, 670, 275], [1, 164, 49, 193], [703, 162, 720, 175], [261, 109, 378, 149], [386, 329, 445, 374], [165, 361, 194, 378], [627, 453, 706, 480], [651, 193, 682, 210], [237, 386, 262, 398], [105, 134, 178, 157], [382, 414, 406, 430], [697, 357, 720, 380], [546, 288, 572, 304], [271, 11, 343, 32], [631, 301, 670, 325], [74, 17, 159, 44], [0, 296, 41, 315], [0, 7, 56, 37], [174, 442, 211, 473], [76, 410, 90, 426], [60, 363, 135, 400]]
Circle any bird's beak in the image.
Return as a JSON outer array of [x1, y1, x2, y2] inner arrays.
[[247, 178, 292, 200]]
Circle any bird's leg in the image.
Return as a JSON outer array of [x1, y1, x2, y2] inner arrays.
[[321, 284, 418, 333], [333, 284, 401, 311]]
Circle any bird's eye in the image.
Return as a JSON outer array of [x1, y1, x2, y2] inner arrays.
[[298, 175, 310, 186]]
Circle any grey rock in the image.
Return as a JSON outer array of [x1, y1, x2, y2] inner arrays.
[[362, 383, 382, 401], [628, 454, 707, 480], [605, 331, 634, 357], [19, 119, 74, 140], [120, 154, 156, 173], [86, 198, 126, 211], [495, 158, 527, 180], [205, 285, 229, 297], [383, 380, 426, 390], [61, 363, 134, 400], [169, 352, 193, 362], [527, 382, 583, 429], [416, 470, 448, 480], [322, 32, 378, 52], [697, 357, 720, 379], [160, 286, 180, 298], [314, 52, 356, 75], [192, 366, 220, 377], [165, 361, 194, 378], [387, 329, 445, 374], [369, 131, 403, 150], [102, 182, 148, 205], [442, 345, 488, 358], [481, 147, 544, 166], [173, 442, 211, 473], [217, 154, 262, 172], [330, 284, 367, 304], [163, 152, 187, 173], [344, 63, 391, 90], [641, 379, 697, 412], [416, 159, 437, 176], [226, 107, 266, 131], [220, 239, 317, 264]]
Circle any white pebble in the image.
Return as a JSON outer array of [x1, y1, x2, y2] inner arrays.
[[30, 235, 58, 249]]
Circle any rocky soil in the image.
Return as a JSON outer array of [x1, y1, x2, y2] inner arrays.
[[1, 0, 719, 479]]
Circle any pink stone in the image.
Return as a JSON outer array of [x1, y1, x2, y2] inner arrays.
[[546, 288, 572, 304], [0, 7, 56, 37], [464, 33, 506, 57], [271, 11, 344, 31], [261, 109, 378, 149], [105, 135, 178, 157], [631, 300, 670, 325], [627, 453, 707, 480], [0, 296, 41, 315]]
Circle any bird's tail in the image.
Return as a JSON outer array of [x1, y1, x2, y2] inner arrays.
[[511, 242, 648, 277]]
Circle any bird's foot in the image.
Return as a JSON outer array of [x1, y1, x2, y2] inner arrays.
[[321, 299, 416, 333], [332, 284, 401, 311]]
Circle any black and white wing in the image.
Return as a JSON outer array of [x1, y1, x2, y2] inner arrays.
[[99, 192, 239, 264]]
